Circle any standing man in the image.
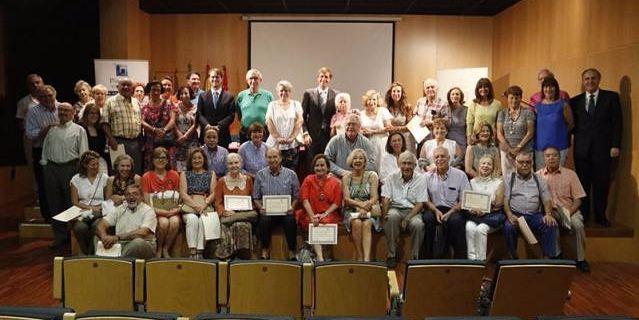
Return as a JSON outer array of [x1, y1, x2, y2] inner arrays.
[[102, 78, 143, 174], [302, 67, 338, 175], [197, 68, 236, 149], [187, 72, 203, 105], [25, 85, 59, 223], [41, 102, 88, 248], [569, 68, 622, 227], [537, 146, 589, 272], [236, 69, 273, 143], [16, 74, 44, 207], [381, 151, 427, 268]]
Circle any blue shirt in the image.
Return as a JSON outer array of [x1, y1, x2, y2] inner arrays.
[[25, 103, 60, 148], [252, 166, 300, 209], [238, 140, 268, 176], [202, 145, 228, 177], [425, 167, 471, 208]]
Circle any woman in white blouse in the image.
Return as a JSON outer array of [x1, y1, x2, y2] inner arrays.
[[265, 80, 303, 169], [465, 154, 505, 261], [379, 132, 406, 184], [71, 150, 109, 255], [418, 118, 461, 172], [360, 89, 393, 173]]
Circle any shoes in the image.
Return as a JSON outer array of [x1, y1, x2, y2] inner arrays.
[[386, 257, 397, 269], [576, 260, 591, 273]]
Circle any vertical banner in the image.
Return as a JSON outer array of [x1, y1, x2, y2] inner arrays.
[[94, 59, 149, 96]]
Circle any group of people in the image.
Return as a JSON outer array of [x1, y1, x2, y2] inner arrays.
[[15, 66, 621, 272]]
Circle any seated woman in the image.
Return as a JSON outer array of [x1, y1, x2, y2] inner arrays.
[[238, 122, 268, 178], [342, 148, 380, 261], [466, 154, 505, 261], [296, 154, 342, 262], [179, 148, 217, 259], [214, 153, 257, 260], [464, 121, 501, 178], [71, 150, 109, 255], [379, 132, 407, 184], [141, 147, 181, 258], [202, 127, 229, 178], [105, 154, 142, 206], [419, 118, 461, 172]]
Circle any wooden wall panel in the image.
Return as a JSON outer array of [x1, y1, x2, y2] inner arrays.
[[493, 0, 639, 262]]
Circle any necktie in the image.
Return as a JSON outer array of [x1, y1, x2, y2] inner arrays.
[[320, 90, 327, 115], [213, 92, 219, 109], [587, 94, 595, 114]]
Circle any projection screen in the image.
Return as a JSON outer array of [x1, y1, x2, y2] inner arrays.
[[249, 21, 394, 109]]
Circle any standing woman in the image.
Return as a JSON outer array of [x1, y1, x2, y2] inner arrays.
[[105, 154, 141, 206], [360, 89, 393, 173], [174, 85, 200, 172], [74, 80, 94, 120], [79, 103, 110, 175], [534, 77, 574, 170], [133, 82, 148, 105], [236, 69, 274, 143], [141, 147, 181, 258], [265, 80, 303, 169], [141, 80, 177, 170], [446, 87, 468, 164], [330, 93, 353, 137], [71, 151, 109, 255], [465, 121, 501, 178], [179, 148, 216, 259], [466, 78, 503, 145], [385, 82, 415, 153], [92, 84, 108, 111], [496, 86, 535, 177], [342, 149, 380, 261], [296, 154, 342, 262], [161, 76, 179, 105]]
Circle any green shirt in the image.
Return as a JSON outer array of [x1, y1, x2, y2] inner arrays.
[[236, 88, 273, 128]]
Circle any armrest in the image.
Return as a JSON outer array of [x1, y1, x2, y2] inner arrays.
[[303, 262, 313, 308], [53, 257, 63, 300], [135, 259, 145, 303], [387, 270, 400, 298], [218, 261, 229, 306], [63, 312, 76, 320]]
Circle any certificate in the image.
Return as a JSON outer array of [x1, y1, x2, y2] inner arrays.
[[108, 143, 126, 166], [461, 190, 492, 213], [309, 224, 338, 245], [517, 216, 538, 245], [201, 211, 221, 240], [95, 241, 122, 257], [263, 195, 291, 215], [554, 207, 572, 230], [224, 195, 252, 211], [53, 206, 84, 222], [406, 116, 431, 143]]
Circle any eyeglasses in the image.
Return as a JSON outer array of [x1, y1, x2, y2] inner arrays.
[[516, 160, 532, 165], [154, 156, 168, 160]]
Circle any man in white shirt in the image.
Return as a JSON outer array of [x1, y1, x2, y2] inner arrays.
[[96, 184, 157, 259], [16, 74, 44, 205], [381, 151, 427, 268], [41, 102, 88, 248]]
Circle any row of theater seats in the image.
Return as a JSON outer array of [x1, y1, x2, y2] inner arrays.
[[50, 257, 578, 319], [0, 308, 634, 320]]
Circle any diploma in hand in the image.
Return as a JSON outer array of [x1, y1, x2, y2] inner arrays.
[[309, 224, 338, 245], [461, 190, 491, 213], [53, 206, 84, 222], [263, 195, 291, 216], [406, 116, 431, 143], [224, 195, 252, 211]]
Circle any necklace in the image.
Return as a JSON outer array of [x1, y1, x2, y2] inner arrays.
[[314, 176, 327, 202], [508, 107, 521, 135]]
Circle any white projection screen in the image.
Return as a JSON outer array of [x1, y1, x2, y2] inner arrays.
[[250, 21, 394, 109]]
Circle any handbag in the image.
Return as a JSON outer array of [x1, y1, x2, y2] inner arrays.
[[220, 210, 257, 225], [150, 190, 180, 211], [181, 194, 212, 214]]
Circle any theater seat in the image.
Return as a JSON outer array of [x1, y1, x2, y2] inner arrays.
[[489, 260, 576, 319], [312, 262, 391, 317], [0, 306, 75, 320], [401, 260, 486, 319], [225, 261, 309, 318], [53, 257, 140, 314], [192, 314, 294, 320], [75, 310, 183, 320], [143, 259, 226, 318]]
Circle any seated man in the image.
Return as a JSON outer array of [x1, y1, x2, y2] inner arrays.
[[381, 151, 427, 268], [324, 113, 376, 178], [537, 146, 589, 272], [95, 184, 157, 259], [423, 147, 471, 259], [503, 151, 557, 259]]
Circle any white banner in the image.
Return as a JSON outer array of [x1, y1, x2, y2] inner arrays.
[[94, 59, 149, 96]]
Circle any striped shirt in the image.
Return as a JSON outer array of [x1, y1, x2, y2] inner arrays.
[[101, 94, 142, 139], [25, 103, 59, 148], [252, 166, 300, 205]]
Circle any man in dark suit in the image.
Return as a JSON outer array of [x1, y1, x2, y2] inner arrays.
[[570, 68, 622, 227], [301, 67, 338, 175], [197, 68, 235, 148]]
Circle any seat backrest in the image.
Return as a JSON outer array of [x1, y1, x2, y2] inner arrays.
[[227, 261, 303, 318], [193, 313, 294, 320], [313, 262, 389, 317], [62, 257, 136, 313], [403, 260, 486, 319], [76, 310, 181, 320], [144, 259, 219, 318], [489, 260, 576, 319], [0, 306, 75, 320]]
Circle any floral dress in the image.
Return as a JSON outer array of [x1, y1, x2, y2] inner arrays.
[[142, 99, 176, 170], [175, 102, 199, 171], [342, 171, 381, 232]]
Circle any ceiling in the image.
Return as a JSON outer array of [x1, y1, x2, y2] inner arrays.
[[139, 0, 521, 16]]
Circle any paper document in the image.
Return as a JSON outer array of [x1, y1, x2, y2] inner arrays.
[[263, 195, 291, 215], [556, 207, 572, 230], [406, 116, 431, 143], [308, 224, 338, 245], [53, 206, 84, 222], [517, 216, 538, 245], [201, 211, 221, 240], [109, 144, 126, 165], [96, 241, 122, 257], [461, 190, 492, 213]]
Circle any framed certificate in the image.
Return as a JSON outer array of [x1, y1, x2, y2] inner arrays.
[[309, 224, 338, 245], [461, 190, 491, 213], [263, 195, 291, 216], [224, 195, 253, 211]]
